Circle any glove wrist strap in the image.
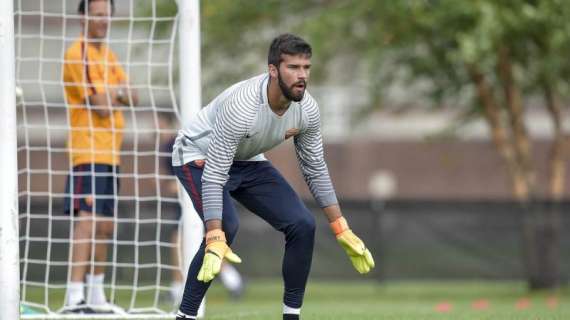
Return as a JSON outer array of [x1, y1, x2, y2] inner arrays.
[[205, 229, 226, 245], [329, 216, 349, 236]]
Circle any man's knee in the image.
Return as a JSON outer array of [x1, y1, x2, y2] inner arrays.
[[75, 214, 95, 238], [289, 213, 316, 238], [96, 220, 114, 238]]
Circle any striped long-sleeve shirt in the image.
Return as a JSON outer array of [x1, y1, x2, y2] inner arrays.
[[172, 73, 338, 221]]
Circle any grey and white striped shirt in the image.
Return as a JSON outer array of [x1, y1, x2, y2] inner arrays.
[[173, 73, 338, 221]]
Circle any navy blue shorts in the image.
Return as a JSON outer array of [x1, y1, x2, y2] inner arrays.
[[64, 164, 120, 217], [173, 160, 312, 233]]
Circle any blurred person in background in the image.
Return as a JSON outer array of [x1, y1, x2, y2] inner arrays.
[[61, 0, 138, 313], [172, 33, 374, 320], [158, 113, 245, 305]]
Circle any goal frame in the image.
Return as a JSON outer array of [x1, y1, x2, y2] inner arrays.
[[4, 0, 204, 318], [0, 0, 21, 319]]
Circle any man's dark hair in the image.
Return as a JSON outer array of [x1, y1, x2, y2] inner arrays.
[[268, 33, 312, 67], [78, 0, 115, 15]]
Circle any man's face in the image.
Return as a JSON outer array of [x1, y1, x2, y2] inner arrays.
[[82, 1, 111, 40], [276, 54, 311, 102]]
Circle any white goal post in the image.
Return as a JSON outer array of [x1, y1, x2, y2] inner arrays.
[[177, 0, 204, 279], [7, 0, 204, 318], [177, 0, 206, 317], [0, 0, 21, 319]]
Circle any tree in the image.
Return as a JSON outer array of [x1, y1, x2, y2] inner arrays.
[[365, 0, 570, 289]]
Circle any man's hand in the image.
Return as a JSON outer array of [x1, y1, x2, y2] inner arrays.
[[115, 85, 139, 106], [330, 217, 375, 274], [197, 229, 241, 282]]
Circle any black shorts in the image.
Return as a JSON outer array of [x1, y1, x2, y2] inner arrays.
[[64, 164, 120, 217]]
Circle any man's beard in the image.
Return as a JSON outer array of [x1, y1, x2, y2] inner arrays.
[[278, 71, 306, 102]]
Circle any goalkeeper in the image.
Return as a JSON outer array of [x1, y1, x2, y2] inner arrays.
[[172, 33, 374, 320]]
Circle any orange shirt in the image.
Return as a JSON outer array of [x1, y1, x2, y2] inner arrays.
[[63, 37, 127, 166]]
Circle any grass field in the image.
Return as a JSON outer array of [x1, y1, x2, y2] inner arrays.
[[22, 280, 569, 319], [204, 280, 569, 320]]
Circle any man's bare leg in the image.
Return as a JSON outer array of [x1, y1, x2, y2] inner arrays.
[[67, 211, 95, 306], [86, 218, 114, 305]]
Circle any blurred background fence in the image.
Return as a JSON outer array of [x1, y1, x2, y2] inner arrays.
[[21, 198, 570, 282]]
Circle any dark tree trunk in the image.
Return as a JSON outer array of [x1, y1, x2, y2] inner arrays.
[[468, 58, 561, 290], [522, 201, 561, 289]]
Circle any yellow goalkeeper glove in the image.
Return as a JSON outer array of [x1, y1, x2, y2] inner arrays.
[[330, 216, 375, 274], [197, 229, 242, 282]]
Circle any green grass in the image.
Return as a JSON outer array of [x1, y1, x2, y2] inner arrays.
[[22, 280, 570, 319], [205, 280, 569, 320]]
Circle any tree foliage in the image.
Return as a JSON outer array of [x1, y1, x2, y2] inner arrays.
[[150, 0, 570, 195]]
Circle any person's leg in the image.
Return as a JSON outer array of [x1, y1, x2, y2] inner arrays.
[[174, 161, 240, 318], [232, 162, 315, 317], [85, 218, 113, 305], [170, 229, 185, 282], [70, 211, 95, 281], [68, 210, 95, 305], [93, 219, 113, 275], [168, 225, 185, 303], [64, 164, 97, 306], [85, 165, 119, 306]]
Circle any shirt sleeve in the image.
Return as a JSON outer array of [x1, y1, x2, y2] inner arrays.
[[200, 98, 252, 221], [294, 97, 338, 208], [88, 55, 107, 95], [63, 48, 91, 103], [111, 52, 128, 83]]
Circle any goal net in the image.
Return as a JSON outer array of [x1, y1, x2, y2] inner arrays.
[[14, 0, 199, 317]]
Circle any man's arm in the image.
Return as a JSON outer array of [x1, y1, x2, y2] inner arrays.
[[295, 96, 374, 274], [87, 83, 138, 117], [88, 91, 117, 118], [113, 52, 139, 107], [293, 96, 338, 208], [116, 82, 139, 107], [196, 98, 253, 282], [201, 98, 251, 227], [322, 204, 342, 222], [205, 219, 223, 232]]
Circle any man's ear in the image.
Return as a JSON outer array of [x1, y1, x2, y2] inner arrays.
[[268, 64, 278, 78]]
